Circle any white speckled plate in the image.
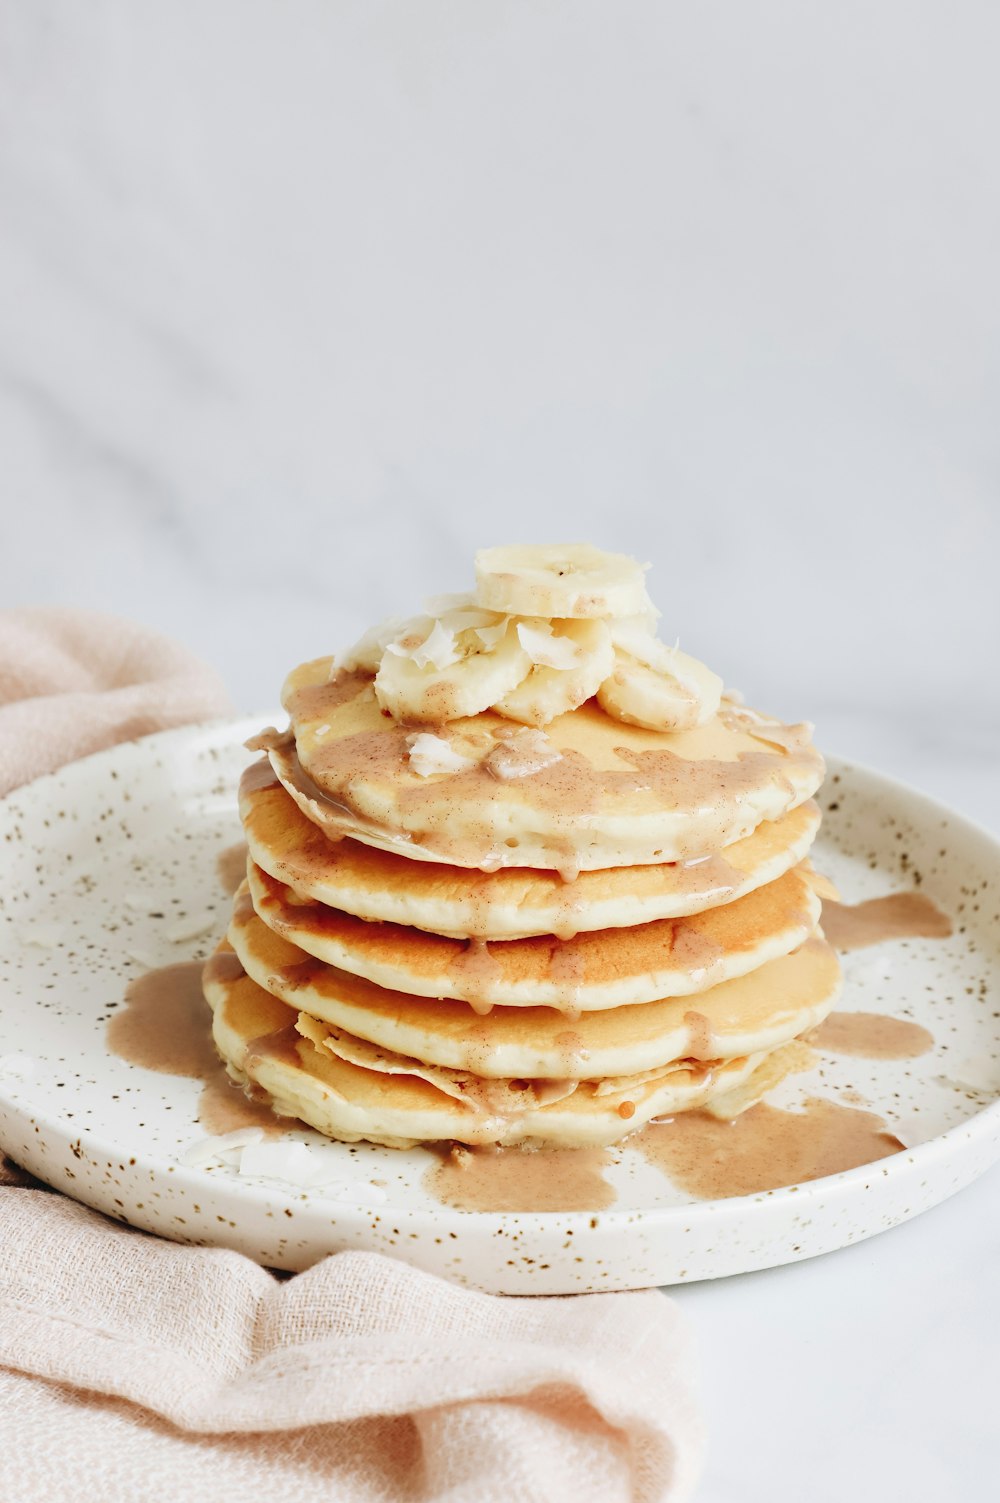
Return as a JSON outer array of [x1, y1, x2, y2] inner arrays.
[[1, 720, 998, 1293]]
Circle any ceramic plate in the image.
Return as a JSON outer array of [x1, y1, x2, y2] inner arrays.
[[0, 720, 998, 1294]]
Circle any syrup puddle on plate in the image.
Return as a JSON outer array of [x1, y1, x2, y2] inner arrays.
[[813, 1011, 934, 1061], [425, 1143, 617, 1212], [106, 960, 283, 1136], [820, 891, 953, 951], [636, 1098, 903, 1200], [102, 882, 952, 1211]]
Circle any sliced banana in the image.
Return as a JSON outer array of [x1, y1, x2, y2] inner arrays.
[[495, 618, 614, 726], [475, 543, 651, 620], [339, 616, 409, 674], [374, 617, 530, 723], [597, 622, 723, 732]]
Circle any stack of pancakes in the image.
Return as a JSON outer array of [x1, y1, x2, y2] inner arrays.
[[204, 547, 839, 1149]]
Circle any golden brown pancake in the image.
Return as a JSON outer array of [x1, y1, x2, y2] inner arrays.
[[227, 888, 842, 1078], [244, 859, 822, 1010], [240, 763, 822, 938], [204, 944, 812, 1148]]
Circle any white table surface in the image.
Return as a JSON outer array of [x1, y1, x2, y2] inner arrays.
[[674, 717, 1000, 1503], [1, 6, 998, 1498]]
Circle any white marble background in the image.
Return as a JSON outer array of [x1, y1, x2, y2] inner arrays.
[[1, 6, 998, 1501]]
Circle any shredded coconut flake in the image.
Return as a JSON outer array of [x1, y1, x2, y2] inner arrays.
[[474, 617, 512, 649], [181, 1128, 265, 1169], [516, 621, 584, 670], [406, 733, 477, 778], [486, 728, 562, 780], [413, 618, 461, 669], [339, 616, 408, 674], [385, 617, 461, 671], [238, 1140, 322, 1185]]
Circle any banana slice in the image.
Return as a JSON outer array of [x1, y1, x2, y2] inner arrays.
[[597, 622, 723, 731], [339, 616, 410, 674], [475, 543, 651, 619], [374, 617, 530, 722], [495, 618, 614, 726]]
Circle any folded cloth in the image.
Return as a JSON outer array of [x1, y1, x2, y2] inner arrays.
[[0, 609, 704, 1503], [0, 607, 230, 795]]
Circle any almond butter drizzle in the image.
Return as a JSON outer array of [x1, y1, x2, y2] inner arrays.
[[447, 939, 503, 1016], [813, 1012, 934, 1061], [276, 673, 822, 871], [638, 1097, 904, 1199], [424, 1142, 616, 1212], [547, 941, 587, 1012], [106, 960, 284, 1136], [821, 893, 952, 952], [216, 842, 249, 897], [683, 1010, 716, 1059]]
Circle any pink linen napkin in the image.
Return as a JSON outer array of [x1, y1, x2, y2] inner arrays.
[[0, 608, 704, 1503]]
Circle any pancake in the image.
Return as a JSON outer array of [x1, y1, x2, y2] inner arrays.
[[227, 890, 843, 1077], [204, 946, 811, 1148], [275, 659, 825, 872], [244, 859, 822, 1010], [241, 763, 822, 938], [205, 546, 836, 1151]]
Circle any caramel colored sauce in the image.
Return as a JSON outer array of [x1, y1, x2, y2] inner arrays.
[[280, 672, 822, 870], [107, 960, 282, 1135], [239, 758, 282, 797], [821, 893, 952, 952], [197, 1071, 282, 1135], [547, 940, 586, 1012], [682, 1009, 716, 1060], [637, 1097, 903, 1199], [107, 961, 217, 1079], [814, 1012, 934, 1061], [425, 1142, 616, 1212], [447, 938, 503, 1015], [216, 842, 249, 897]]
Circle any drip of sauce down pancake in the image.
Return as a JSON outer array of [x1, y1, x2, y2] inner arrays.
[[216, 842, 250, 897]]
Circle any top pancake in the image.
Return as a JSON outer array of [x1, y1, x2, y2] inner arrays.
[[277, 658, 825, 872], [241, 763, 821, 938]]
